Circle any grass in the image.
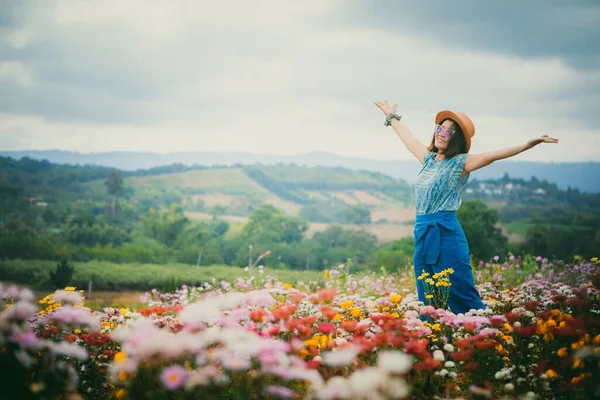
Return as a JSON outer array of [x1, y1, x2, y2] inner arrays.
[[0, 259, 324, 292]]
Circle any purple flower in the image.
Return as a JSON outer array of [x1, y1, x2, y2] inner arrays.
[[9, 330, 39, 349], [161, 365, 186, 390]]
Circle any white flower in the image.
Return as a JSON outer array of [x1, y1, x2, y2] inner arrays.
[[348, 367, 384, 398], [385, 377, 410, 399], [322, 345, 361, 367], [528, 343, 534, 349], [448, 372, 457, 378], [178, 300, 221, 325], [433, 350, 445, 362], [49, 341, 88, 360], [443, 343, 454, 352], [377, 351, 413, 375], [439, 369, 448, 377], [315, 376, 350, 400], [504, 383, 514, 391], [444, 361, 455, 368], [52, 290, 83, 305]]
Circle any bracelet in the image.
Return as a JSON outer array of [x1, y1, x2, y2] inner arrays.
[[384, 113, 401, 126]]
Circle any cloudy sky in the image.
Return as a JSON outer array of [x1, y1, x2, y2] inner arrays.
[[1, 0, 599, 161]]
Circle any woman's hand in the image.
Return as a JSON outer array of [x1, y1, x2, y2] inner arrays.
[[374, 100, 397, 117], [526, 134, 559, 149]]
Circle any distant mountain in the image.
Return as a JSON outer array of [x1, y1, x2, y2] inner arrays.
[[2, 150, 599, 193]]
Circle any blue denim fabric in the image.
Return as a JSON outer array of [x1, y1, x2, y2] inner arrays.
[[413, 211, 485, 314]]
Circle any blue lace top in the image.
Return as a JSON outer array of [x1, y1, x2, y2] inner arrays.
[[415, 150, 470, 215]]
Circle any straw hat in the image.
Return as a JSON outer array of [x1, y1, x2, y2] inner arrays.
[[435, 110, 475, 153]]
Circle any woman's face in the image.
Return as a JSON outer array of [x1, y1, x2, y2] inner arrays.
[[434, 119, 457, 152]]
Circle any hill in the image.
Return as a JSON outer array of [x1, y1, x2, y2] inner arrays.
[[2, 150, 599, 193]]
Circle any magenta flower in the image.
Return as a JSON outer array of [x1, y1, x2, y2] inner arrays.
[[161, 365, 186, 390]]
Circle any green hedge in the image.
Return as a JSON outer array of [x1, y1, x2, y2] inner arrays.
[[0, 259, 323, 291]]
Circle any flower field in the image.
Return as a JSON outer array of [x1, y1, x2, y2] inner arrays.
[[1, 257, 599, 399]]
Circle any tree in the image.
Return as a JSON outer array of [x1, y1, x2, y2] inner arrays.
[[104, 169, 124, 217], [243, 204, 307, 244], [457, 199, 508, 262], [209, 205, 227, 220], [340, 205, 371, 225], [49, 259, 74, 289]]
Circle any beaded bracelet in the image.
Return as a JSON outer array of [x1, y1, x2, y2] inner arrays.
[[384, 113, 402, 126]]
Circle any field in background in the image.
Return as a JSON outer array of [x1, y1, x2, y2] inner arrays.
[[0, 259, 325, 293]]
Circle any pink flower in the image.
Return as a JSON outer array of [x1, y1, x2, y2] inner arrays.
[[419, 305, 436, 317], [266, 385, 294, 398], [161, 365, 186, 390]]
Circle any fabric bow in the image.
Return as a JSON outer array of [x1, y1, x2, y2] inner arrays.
[[414, 218, 456, 265]]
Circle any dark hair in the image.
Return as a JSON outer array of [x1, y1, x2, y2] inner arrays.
[[428, 118, 467, 159]]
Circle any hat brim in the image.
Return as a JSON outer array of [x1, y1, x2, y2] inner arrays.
[[435, 110, 472, 153]]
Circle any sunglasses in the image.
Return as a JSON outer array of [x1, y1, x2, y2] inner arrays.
[[434, 124, 455, 140]]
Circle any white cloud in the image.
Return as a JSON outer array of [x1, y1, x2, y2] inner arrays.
[[0, 62, 35, 86], [0, 0, 597, 161]]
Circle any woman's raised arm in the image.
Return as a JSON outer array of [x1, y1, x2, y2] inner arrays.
[[463, 134, 559, 176], [375, 101, 427, 164]]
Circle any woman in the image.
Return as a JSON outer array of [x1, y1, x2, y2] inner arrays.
[[374, 101, 558, 314]]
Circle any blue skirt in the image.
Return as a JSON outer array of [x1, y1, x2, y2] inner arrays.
[[413, 211, 485, 314]]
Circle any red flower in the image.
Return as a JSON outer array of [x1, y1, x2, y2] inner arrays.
[[317, 288, 338, 303], [320, 305, 337, 320], [514, 324, 537, 337], [452, 350, 473, 362], [463, 361, 480, 372], [250, 309, 265, 322], [474, 340, 497, 351], [317, 323, 336, 335], [341, 320, 358, 332], [413, 358, 442, 371], [454, 338, 472, 351], [267, 325, 281, 336], [503, 312, 520, 323]]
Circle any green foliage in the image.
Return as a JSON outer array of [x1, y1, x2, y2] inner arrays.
[[49, 259, 74, 289], [341, 205, 372, 225], [516, 224, 599, 260], [0, 259, 323, 291], [374, 237, 415, 271], [243, 204, 307, 244], [104, 169, 124, 196], [457, 199, 508, 262]]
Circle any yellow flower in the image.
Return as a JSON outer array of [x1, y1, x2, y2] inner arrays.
[[299, 349, 309, 359], [340, 300, 353, 309], [118, 371, 129, 381], [426, 295, 434, 299], [323, 270, 329, 279], [545, 369, 558, 379], [114, 352, 128, 363], [116, 388, 127, 400], [65, 286, 76, 291], [283, 283, 292, 290], [572, 358, 584, 369], [350, 307, 361, 317], [389, 294, 401, 303], [30, 383, 44, 393], [391, 312, 399, 318], [120, 308, 131, 316], [333, 314, 342, 322], [557, 347, 568, 357], [430, 323, 441, 331], [73, 329, 82, 335]]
